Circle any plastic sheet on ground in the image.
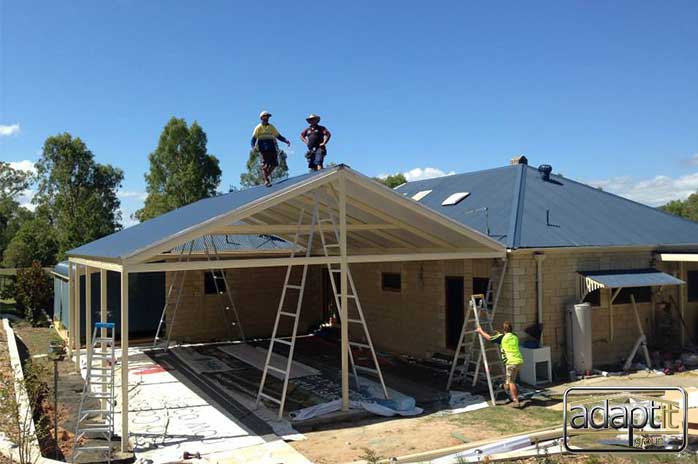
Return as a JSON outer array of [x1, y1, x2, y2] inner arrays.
[[289, 398, 423, 422], [431, 391, 489, 416]]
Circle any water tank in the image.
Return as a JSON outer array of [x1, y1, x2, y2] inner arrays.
[[567, 302, 593, 374]]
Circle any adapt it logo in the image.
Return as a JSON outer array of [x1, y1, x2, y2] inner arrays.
[[563, 387, 687, 453]]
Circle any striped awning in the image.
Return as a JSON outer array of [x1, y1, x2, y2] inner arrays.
[[577, 268, 684, 300]]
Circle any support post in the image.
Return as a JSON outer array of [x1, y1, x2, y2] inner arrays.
[[680, 262, 686, 347], [100, 269, 108, 411], [120, 271, 129, 452], [85, 266, 92, 353], [75, 265, 82, 370], [339, 176, 349, 412], [68, 263, 75, 358]]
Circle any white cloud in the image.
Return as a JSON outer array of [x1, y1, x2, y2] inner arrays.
[[589, 172, 698, 207], [378, 167, 455, 182], [16, 189, 36, 212], [8, 160, 37, 174], [681, 154, 698, 167], [118, 190, 147, 201], [0, 123, 20, 136]]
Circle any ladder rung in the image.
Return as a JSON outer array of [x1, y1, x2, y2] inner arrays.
[[258, 392, 281, 404], [349, 341, 371, 349], [325, 244, 340, 248], [273, 339, 293, 346], [279, 311, 298, 318], [89, 367, 113, 371], [87, 381, 112, 386], [80, 409, 111, 415], [355, 365, 379, 374], [286, 285, 302, 290], [330, 269, 342, 273], [78, 426, 111, 433], [74, 445, 111, 451], [337, 294, 356, 299], [266, 365, 287, 376], [319, 218, 334, 223], [347, 318, 363, 324], [87, 392, 113, 399]]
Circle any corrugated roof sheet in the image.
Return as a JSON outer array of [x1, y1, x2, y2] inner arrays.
[[68, 170, 324, 260], [170, 234, 293, 253], [398, 164, 698, 249], [579, 269, 684, 288]]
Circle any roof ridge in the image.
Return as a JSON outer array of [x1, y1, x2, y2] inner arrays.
[[507, 163, 526, 249]]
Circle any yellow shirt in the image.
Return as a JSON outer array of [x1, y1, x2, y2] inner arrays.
[[252, 123, 280, 140]]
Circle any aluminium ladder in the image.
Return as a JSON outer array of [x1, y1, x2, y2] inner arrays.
[[314, 193, 388, 399], [153, 236, 245, 349], [72, 322, 116, 463], [446, 294, 506, 406]]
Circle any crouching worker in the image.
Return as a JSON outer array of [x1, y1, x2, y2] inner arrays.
[[251, 111, 291, 186], [476, 321, 524, 407]]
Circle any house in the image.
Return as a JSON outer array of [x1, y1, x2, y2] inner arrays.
[[61, 162, 698, 449]]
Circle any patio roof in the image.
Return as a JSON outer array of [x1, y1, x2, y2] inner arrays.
[[67, 165, 506, 272]]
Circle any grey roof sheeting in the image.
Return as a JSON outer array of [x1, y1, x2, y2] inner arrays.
[[579, 269, 685, 288], [397, 164, 698, 249], [169, 234, 293, 253], [68, 169, 325, 260]]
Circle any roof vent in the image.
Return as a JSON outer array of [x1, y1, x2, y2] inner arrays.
[[411, 190, 432, 201], [442, 192, 470, 206], [510, 155, 528, 165], [538, 164, 553, 181]]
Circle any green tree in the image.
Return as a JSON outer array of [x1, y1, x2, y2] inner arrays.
[[136, 117, 221, 221], [240, 149, 289, 188], [375, 173, 407, 189], [14, 261, 53, 325], [34, 133, 123, 258], [2, 213, 58, 268], [661, 193, 698, 222], [0, 162, 35, 264]]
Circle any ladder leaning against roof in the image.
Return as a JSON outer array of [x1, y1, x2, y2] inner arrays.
[[152, 236, 245, 350]]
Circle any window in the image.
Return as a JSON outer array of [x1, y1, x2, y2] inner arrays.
[[204, 270, 227, 294], [442, 192, 470, 206], [411, 190, 432, 201], [382, 272, 402, 292], [688, 271, 698, 302], [612, 286, 652, 305]]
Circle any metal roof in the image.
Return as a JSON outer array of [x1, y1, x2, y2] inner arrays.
[[68, 170, 323, 260], [397, 164, 698, 249], [578, 269, 684, 288]]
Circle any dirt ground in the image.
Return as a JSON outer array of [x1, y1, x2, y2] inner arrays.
[[291, 405, 562, 463]]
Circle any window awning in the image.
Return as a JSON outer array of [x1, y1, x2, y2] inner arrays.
[[577, 268, 684, 301]]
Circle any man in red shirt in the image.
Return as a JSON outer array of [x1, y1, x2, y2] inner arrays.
[[300, 114, 331, 171]]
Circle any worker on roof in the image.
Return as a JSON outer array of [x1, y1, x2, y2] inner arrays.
[[300, 114, 331, 171], [476, 320, 524, 408], [251, 111, 291, 187]]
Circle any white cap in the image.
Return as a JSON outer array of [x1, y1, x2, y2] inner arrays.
[[259, 110, 272, 118]]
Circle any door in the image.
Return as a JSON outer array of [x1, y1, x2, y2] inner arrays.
[[445, 277, 465, 348]]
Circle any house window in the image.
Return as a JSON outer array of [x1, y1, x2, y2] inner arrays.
[[688, 271, 698, 302], [382, 272, 402, 292], [612, 286, 652, 305], [204, 270, 227, 294]]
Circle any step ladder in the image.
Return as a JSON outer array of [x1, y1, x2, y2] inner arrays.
[[256, 207, 316, 418], [446, 295, 506, 406], [314, 194, 388, 399], [72, 322, 116, 463], [153, 236, 245, 350]]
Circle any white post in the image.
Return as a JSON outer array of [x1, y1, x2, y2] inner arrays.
[[100, 269, 108, 411], [339, 176, 349, 411], [120, 270, 129, 452], [75, 265, 82, 370], [85, 266, 92, 352], [680, 262, 686, 347], [68, 263, 75, 358]]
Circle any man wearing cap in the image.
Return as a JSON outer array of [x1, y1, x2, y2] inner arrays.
[[300, 114, 331, 171], [251, 111, 291, 186]]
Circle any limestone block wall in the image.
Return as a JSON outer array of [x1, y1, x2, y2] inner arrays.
[[165, 266, 324, 343], [350, 259, 497, 357]]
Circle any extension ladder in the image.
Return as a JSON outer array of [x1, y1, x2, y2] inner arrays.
[[72, 322, 116, 463], [446, 294, 506, 406], [153, 236, 245, 349]]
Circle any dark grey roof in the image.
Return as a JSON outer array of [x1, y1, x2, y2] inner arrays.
[[579, 269, 684, 288], [68, 170, 325, 260], [397, 164, 698, 249]]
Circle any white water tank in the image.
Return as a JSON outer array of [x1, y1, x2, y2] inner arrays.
[[567, 302, 593, 374]]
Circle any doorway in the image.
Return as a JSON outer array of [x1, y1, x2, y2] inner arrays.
[[445, 276, 465, 348]]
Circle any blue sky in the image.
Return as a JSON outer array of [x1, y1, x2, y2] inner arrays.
[[1, 1, 697, 225]]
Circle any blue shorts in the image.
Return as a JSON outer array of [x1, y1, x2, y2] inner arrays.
[[308, 147, 326, 168]]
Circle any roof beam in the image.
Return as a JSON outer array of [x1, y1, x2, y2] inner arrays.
[[212, 224, 401, 235], [69, 257, 123, 273]]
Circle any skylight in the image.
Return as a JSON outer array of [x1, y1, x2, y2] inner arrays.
[[441, 192, 470, 206], [411, 190, 432, 201]]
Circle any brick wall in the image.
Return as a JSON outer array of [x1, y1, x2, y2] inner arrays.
[[164, 266, 324, 343]]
